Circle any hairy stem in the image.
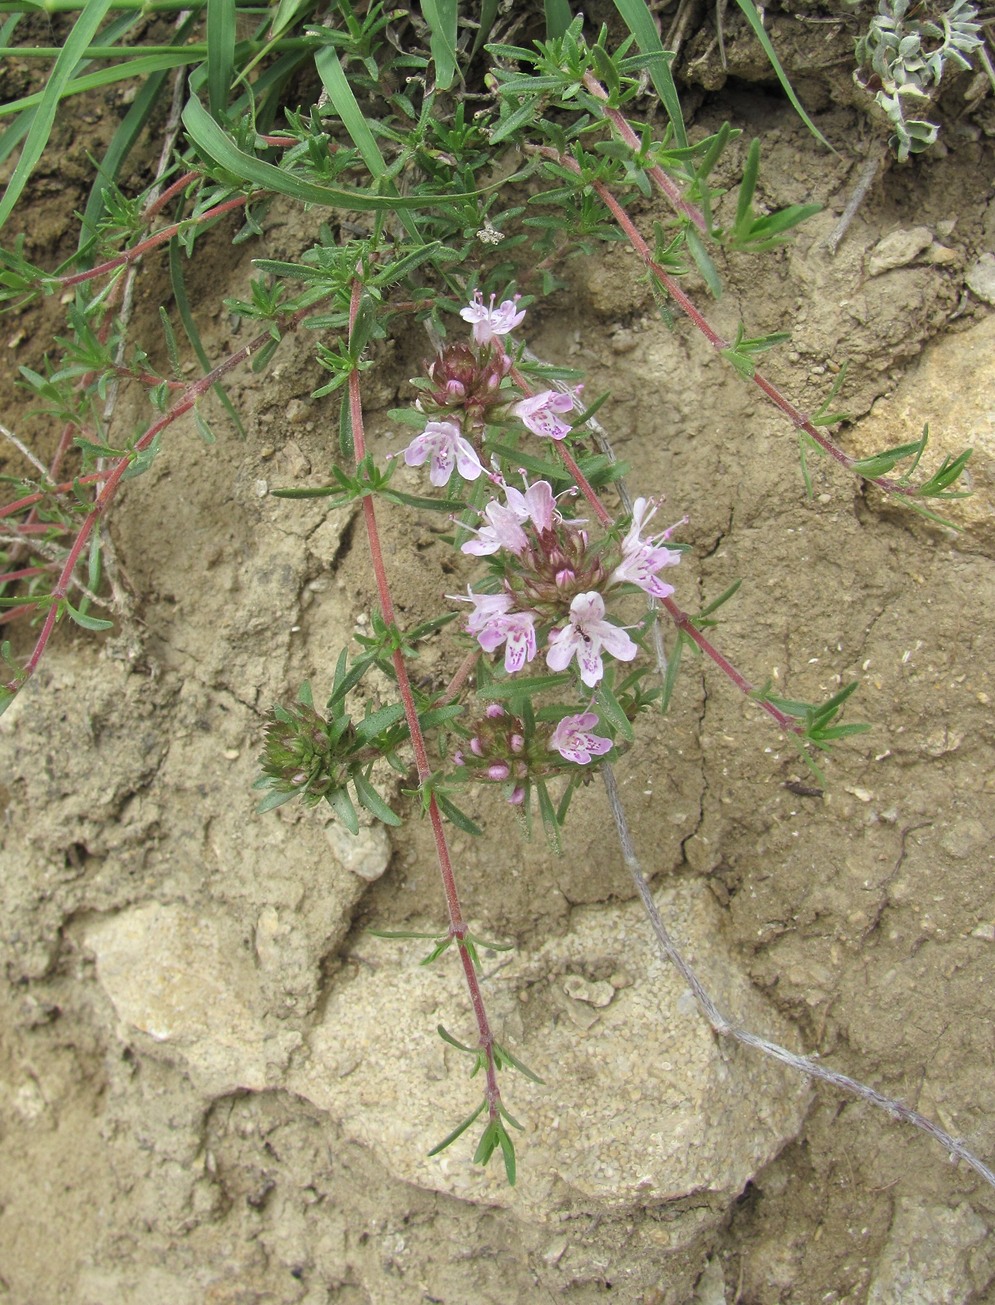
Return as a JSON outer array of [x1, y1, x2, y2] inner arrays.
[[3, 299, 326, 700], [348, 280, 502, 1114], [530, 145, 923, 502]]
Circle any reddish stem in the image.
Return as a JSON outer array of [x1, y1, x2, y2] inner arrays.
[[143, 169, 199, 220], [660, 597, 797, 732], [0, 565, 50, 583], [347, 279, 502, 1116], [57, 195, 250, 288], [534, 146, 917, 500], [4, 300, 326, 698], [0, 604, 35, 626], [580, 72, 708, 233]]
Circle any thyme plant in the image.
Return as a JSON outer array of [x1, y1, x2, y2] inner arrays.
[[0, 0, 988, 1190]]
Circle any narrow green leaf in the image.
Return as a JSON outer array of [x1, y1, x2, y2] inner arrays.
[[63, 599, 114, 632], [354, 702, 406, 743], [698, 578, 742, 618], [79, 14, 201, 244], [535, 778, 562, 854], [313, 46, 425, 244], [437, 1024, 476, 1054], [610, 0, 687, 148], [182, 93, 476, 212], [0, 52, 202, 122], [169, 240, 246, 438], [732, 0, 832, 150], [660, 629, 686, 712], [338, 391, 353, 461], [594, 680, 634, 741], [735, 138, 760, 233], [422, 0, 459, 90], [353, 772, 402, 826], [471, 0, 500, 57], [0, 0, 115, 232], [497, 1122, 517, 1186], [256, 786, 298, 813], [494, 1040, 545, 1084], [193, 409, 217, 445], [159, 307, 182, 378], [328, 785, 360, 834], [206, 0, 236, 120], [544, 0, 574, 38], [434, 792, 483, 836], [685, 225, 722, 298], [427, 1100, 487, 1157]]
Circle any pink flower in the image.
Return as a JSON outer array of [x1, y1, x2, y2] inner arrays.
[[450, 587, 512, 636], [610, 498, 684, 599], [461, 479, 557, 556], [545, 591, 637, 687], [449, 588, 537, 673], [477, 608, 538, 674], [403, 420, 483, 486], [461, 497, 529, 557], [512, 390, 575, 440], [549, 713, 613, 764], [505, 479, 556, 533], [460, 292, 526, 346]]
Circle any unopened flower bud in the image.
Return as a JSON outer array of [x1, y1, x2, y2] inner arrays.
[[508, 786, 526, 805], [470, 737, 484, 756], [510, 733, 525, 753], [488, 762, 511, 781]]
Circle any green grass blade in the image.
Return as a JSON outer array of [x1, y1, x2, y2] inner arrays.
[[0, 105, 32, 169], [0, 0, 114, 232], [610, 0, 686, 148], [207, 0, 237, 119], [268, 0, 314, 38], [313, 45, 389, 179], [168, 239, 247, 438], [313, 47, 422, 241], [421, 0, 458, 90], [182, 91, 476, 212], [471, 0, 499, 57], [79, 16, 201, 245], [732, 0, 831, 149], [543, 0, 573, 37], [0, 51, 205, 119]]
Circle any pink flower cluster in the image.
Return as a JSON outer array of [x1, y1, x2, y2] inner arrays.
[[401, 293, 588, 487], [453, 481, 682, 689]]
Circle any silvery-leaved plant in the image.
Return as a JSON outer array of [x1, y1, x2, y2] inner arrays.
[[852, 0, 983, 158]]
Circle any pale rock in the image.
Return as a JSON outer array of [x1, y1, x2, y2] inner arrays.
[[867, 227, 933, 275], [306, 510, 352, 566], [563, 974, 615, 1007], [693, 1256, 729, 1304], [966, 253, 995, 304], [924, 243, 958, 266], [842, 313, 995, 555], [324, 818, 391, 881], [866, 1199, 991, 1304], [286, 879, 810, 1229], [84, 903, 300, 1096]]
